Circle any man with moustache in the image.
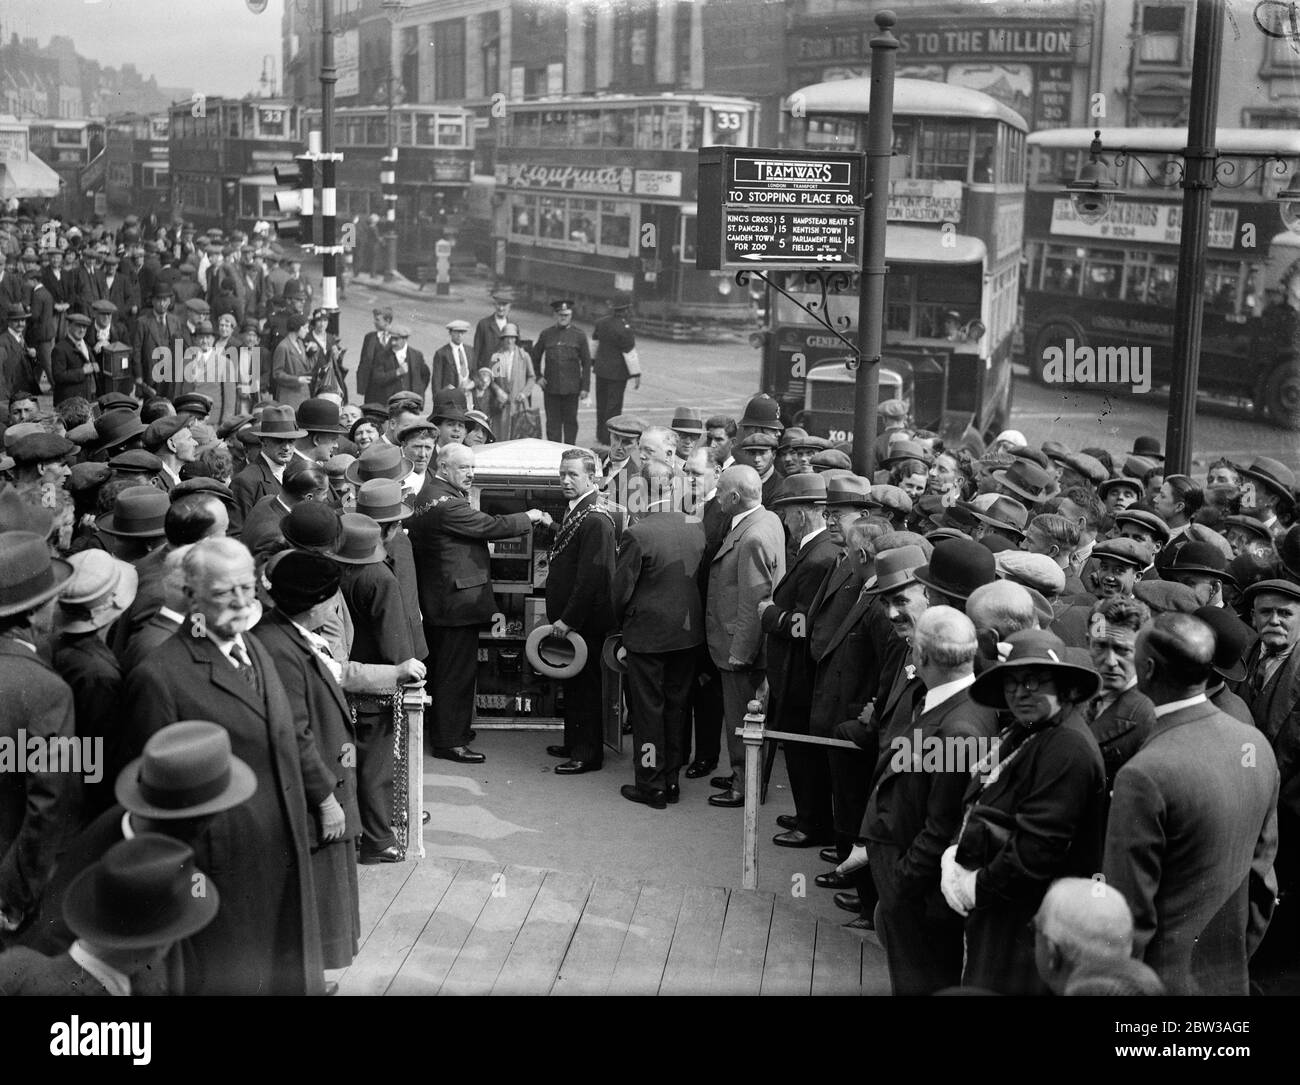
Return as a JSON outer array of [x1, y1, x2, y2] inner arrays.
[[544, 448, 616, 776], [121, 537, 335, 994]]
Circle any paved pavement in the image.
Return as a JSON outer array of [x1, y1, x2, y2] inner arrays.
[[338, 266, 1300, 471]]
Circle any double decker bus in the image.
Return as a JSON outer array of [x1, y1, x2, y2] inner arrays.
[[493, 93, 758, 335], [1023, 127, 1300, 429], [753, 77, 1027, 444], [105, 113, 170, 219], [301, 105, 478, 275]]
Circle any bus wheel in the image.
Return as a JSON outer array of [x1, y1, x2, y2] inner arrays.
[[1264, 360, 1300, 430], [1029, 325, 1073, 385]]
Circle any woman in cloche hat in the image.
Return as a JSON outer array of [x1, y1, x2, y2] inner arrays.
[[941, 628, 1105, 996]]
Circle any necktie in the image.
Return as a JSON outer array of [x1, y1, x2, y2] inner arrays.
[[230, 641, 262, 698], [455, 344, 467, 383]]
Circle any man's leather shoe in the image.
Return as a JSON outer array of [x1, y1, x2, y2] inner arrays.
[[843, 914, 875, 932], [359, 845, 402, 865], [776, 814, 798, 831], [555, 760, 599, 775], [708, 789, 744, 808], [432, 745, 485, 764], [684, 759, 717, 779], [710, 774, 735, 790], [621, 784, 667, 809], [815, 869, 854, 889], [819, 846, 842, 865], [833, 891, 863, 914], [665, 783, 680, 805], [773, 829, 828, 848], [545, 745, 571, 758]]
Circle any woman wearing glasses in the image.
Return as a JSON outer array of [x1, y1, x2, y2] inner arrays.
[[940, 629, 1107, 994]]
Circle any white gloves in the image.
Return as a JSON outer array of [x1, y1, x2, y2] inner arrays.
[[940, 844, 978, 916]]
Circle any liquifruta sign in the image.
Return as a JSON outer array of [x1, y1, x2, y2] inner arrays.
[[696, 146, 866, 270]]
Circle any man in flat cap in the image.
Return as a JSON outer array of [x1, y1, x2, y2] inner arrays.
[[531, 299, 592, 445], [368, 324, 429, 410], [133, 284, 183, 399], [472, 289, 519, 372], [592, 293, 637, 444], [432, 319, 474, 397], [50, 312, 98, 405]]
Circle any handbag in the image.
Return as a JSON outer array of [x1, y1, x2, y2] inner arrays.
[[622, 348, 641, 377], [511, 407, 542, 439]]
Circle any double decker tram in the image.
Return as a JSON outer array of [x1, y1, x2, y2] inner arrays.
[[302, 105, 477, 276], [1023, 127, 1300, 429], [493, 93, 758, 335], [754, 77, 1027, 445]]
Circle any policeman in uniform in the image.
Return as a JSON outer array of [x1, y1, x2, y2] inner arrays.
[[530, 299, 592, 445], [591, 293, 637, 444]]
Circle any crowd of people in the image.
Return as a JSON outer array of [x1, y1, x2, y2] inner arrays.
[[0, 205, 1296, 998]]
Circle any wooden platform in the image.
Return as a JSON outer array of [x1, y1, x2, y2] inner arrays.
[[336, 857, 888, 996]]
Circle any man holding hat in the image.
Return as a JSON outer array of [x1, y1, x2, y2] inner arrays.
[[542, 448, 616, 777], [369, 324, 430, 409], [530, 299, 592, 445], [472, 289, 518, 372], [432, 319, 475, 396], [0, 531, 78, 941], [0, 835, 218, 996], [760, 472, 840, 845], [132, 283, 182, 398], [357, 307, 395, 403], [591, 293, 638, 444]]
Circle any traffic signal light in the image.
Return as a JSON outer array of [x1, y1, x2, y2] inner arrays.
[[274, 155, 315, 243]]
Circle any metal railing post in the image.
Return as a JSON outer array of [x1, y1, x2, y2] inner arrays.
[[401, 681, 429, 859], [740, 699, 766, 891]]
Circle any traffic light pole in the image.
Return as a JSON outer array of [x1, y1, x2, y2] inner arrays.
[[319, 0, 340, 338]]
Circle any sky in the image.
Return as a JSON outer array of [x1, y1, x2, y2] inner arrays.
[[0, 0, 283, 98]]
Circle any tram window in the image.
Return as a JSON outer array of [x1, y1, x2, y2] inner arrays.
[[511, 112, 540, 147], [367, 117, 388, 145], [664, 106, 687, 151], [973, 127, 996, 182], [398, 114, 414, 147], [685, 108, 705, 150], [1082, 252, 1124, 300], [1042, 247, 1083, 294], [510, 195, 536, 238], [540, 110, 568, 147], [805, 118, 857, 150], [1127, 257, 1178, 305], [914, 121, 970, 182], [437, 118, 465, 147], [679, 214, 697, 263], [538, 196, 567, 239], [573, 109, 602, 147], [602, 109, 634, 148], [635, 108, 664, 150], [598, 201, 633, 255], [569, 200, 598, 245], [1204, 260, 1244, 315]]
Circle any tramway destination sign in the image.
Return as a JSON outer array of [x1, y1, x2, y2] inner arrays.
[[696, 146, 866, 270]]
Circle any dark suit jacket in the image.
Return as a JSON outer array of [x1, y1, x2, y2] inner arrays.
[[0, 948, 112, 995], [759, 530, 840, 718], [1210, 682, 1253, 726], [1244, 641, 1300, 831], [122, 624, 329, 995], [406, 476, 533, 628], [50, 634, 122, 821], [612, 509, 705, 653], [472, 313, 516, 371], [705, 506, 786, 671], [97, 270, 137, 316], [368, 346, 430, 408], [230, 457, 283, 535], [545, 491, 616, 639], [591, 313, 636, 381], [810, 589, 906, 739], [111, 546, 170, 663], [430, 343, 470, 396], [50, 336, 98, 403], [1087, 684, 1157, 792], [1104, 700, 1280, 996], [863, 686, 1001, 901], [240, 493, 290, 555], [133, 309, 184, 389], [338, 560, 413, 665], [0, 640, 82, 915], [384, 527, 427, 660], [357, 330, 391, 402], [119, 611, 182, 676], [26, 284, 56, 345]]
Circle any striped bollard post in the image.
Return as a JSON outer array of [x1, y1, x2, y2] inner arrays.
[[320, 152, 340, 337], [381, 146, 398, 281]]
